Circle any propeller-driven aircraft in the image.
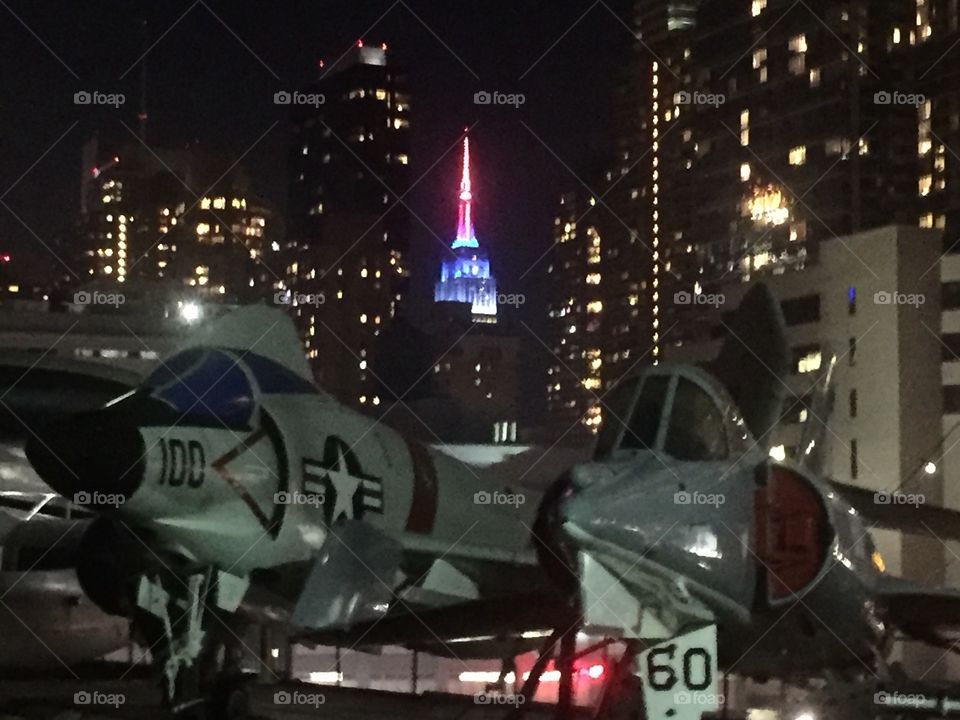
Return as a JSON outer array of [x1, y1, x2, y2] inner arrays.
[[22, 288, 960, 719]]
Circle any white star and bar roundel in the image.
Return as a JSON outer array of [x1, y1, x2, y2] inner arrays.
[[303, 436, 384, 525]]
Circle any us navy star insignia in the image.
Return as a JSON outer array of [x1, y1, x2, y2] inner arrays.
[[303, 436, 384, 525]]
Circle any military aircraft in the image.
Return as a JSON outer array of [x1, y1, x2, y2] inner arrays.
[[0, 490, 130, 671], [22, 291, 960, 719], [0, 356, 139, 674]]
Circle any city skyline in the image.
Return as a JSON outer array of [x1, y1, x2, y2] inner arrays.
[[0, 0, 624, 311]]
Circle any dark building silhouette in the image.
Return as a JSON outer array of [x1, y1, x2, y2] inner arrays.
[[286, 42, 411, 408]]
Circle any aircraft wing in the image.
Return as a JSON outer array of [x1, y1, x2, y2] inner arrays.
[[878, 577, 960, 648], [829, 480, 960, 542], [298, 586, 571, 658], [0, 351, 138, 441]]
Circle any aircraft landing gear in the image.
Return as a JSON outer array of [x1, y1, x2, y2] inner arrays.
[[133, 567, 251, 719], [592, 641, 646, 720]]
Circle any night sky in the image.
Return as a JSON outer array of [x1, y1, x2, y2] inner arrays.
[[0, 1, 629, 318]]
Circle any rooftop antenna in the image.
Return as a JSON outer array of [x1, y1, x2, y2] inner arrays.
[[138, 19, 149, 143]]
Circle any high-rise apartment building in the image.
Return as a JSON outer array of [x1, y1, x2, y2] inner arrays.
[[545, 0, 955, 438], [287, 42, 411, 408]]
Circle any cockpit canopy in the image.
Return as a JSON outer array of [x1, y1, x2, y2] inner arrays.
[[595, 365, 750, 462], [140, 348, 318, 430], [144, 349, 256, 429]]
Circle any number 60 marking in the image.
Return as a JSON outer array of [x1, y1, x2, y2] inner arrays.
[[646, 644, 713, 692]]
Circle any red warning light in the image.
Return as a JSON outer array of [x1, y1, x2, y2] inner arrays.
[[357, 39, 364, 48]]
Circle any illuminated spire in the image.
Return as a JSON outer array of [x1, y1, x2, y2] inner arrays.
[[452, 135, 479, 249]]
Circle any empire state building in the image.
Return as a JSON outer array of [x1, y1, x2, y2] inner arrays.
[[434, 135, 498, 322]]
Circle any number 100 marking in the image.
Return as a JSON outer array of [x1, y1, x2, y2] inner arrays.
[[159, 439, 205, 488]]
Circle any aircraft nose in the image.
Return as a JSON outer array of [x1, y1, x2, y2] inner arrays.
[[25, 410, 146, 509]]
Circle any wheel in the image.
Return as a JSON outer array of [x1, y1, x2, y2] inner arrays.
[[209, 676, 250, 720]]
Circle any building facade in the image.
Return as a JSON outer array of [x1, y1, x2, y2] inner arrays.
[[77, 138, 276, 302], [545, 0, 960, 440], [287, 42, 411, 408]]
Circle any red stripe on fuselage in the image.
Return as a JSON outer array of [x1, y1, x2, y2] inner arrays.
[[404, 439, 438, 534]]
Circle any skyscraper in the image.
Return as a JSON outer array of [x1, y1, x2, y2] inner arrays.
[[433, 136, 498, 322], [544, 0, 949, 439], [77, 138, 276, 302], [287, 42, 411, 408]]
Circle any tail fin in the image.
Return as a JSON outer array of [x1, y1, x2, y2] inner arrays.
[[708, 284, 788, 444]]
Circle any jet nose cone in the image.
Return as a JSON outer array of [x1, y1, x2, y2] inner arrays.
[[25, 411, 146, 509]]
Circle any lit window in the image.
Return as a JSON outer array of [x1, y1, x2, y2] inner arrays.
[[587, 301, 603, 314], [586, 273, 601, 285], [809, 68, 821, 87], [798, 350, 822, 374], [752, 48, 767, 69], [740, 163, 751, 182], [789, 34, 808, 53], [919, 175, 933, 196], [751, 0, 766, 16], [825, 137, 851, 156], [789, 146, 807, 166]]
